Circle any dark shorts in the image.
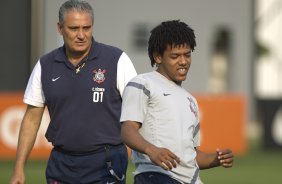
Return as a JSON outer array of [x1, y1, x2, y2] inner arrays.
[[134, 172, 183, 184], [46, 144, 128, 184]]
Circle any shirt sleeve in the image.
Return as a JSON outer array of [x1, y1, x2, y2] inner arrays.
[[23, 60, 45, 107], [117, 52, 137, 96], [193, 98, 201, 147], [120, 76, 149, 124]]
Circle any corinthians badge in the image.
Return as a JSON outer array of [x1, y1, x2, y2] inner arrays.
[[93, 69, 106, 84], [187, 97, 198, 118]]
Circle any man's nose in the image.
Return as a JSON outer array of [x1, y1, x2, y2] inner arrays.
[[77, 29, 85, 39], [179, 56, 188, 65]]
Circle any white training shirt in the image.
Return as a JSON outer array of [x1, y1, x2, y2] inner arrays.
[[120, 71, 201, 184]]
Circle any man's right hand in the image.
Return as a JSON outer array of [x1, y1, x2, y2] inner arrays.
[[10, 170, 25, 184], [145, 146, 180, 170]]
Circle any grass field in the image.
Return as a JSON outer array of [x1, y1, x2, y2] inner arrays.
[[1, 139, 282, 183]]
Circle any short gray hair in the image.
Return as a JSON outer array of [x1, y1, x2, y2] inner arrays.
[[58, 0, 94, 24]]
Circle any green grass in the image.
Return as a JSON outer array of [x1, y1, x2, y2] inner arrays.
[[1, 139, 282, 183], [200, 139, 282, 183]]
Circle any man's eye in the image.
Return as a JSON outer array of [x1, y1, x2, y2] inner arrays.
[[69, 27, 78, 31]]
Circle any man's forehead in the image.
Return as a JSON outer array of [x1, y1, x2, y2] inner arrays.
[[166, 43, 191, 50]]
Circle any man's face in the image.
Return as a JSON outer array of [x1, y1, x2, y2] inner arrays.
[[155, 44, 192, 85], [57, 10, 93, 56]]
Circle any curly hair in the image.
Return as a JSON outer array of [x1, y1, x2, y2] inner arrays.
[[148, 20, 196, 67]]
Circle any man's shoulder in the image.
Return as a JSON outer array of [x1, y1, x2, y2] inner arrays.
[[40, 47, 63, 64], [132, 71, 151, 79], [128, 72, 156, 85], [96, 41, 123, 53]]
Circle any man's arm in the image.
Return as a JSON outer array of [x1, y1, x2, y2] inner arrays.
[[121, 121, 180, 170], [196, 148, 234, 170], [10, 105, 45, 184]]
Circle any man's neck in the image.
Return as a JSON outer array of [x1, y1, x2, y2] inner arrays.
[[68, 52, 88, 66]]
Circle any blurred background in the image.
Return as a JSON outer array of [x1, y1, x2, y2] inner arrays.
[[0, 0, 282, 183]]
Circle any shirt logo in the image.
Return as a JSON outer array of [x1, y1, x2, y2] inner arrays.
[[188, 97, 198, 118], [52, 76, 61, 82], [93, 69, 106, 84], [163, 93, 171, 96]]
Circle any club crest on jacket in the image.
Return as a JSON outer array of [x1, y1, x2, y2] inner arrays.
[[93, 69, 106, 84]]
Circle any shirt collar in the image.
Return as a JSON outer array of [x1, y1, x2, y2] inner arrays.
[[54, 37, 100, 63]]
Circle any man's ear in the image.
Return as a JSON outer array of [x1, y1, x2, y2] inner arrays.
[[57, 23, 63, 35], [153, 53, 162, 65]]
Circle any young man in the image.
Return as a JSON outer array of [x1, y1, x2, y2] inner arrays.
[[10, 0, 136, 183], [120, 20, 233, 184]]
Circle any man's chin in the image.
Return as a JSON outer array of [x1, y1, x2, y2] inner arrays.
[[173, 78, 186, 85], [72, 48, 89, 55], [177, 76, 187, 81]]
